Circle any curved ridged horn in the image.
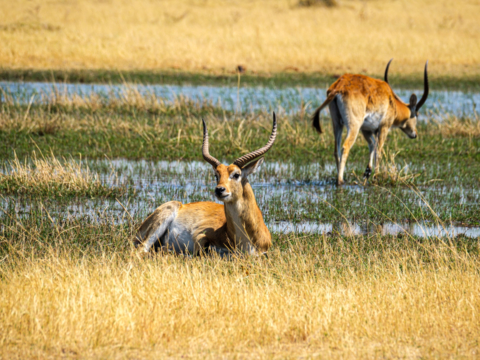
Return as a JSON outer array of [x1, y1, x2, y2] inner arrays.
[[233, 112, 277, 168], [202, 119, 221, 168], [415, 61, 429, 113], [384, 58, 393, 84]]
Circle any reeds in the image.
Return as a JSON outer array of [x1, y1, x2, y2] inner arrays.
[[0, 82, 221, 115]]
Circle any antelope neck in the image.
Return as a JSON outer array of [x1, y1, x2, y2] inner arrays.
[[224, 181, 264, 252], [392, 96, 412, 124]]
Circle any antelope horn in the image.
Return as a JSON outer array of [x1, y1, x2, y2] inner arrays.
[[384, 58, 393, 85], [415, 61, 429, 113], [202, 119, 221, 168], [233, 112, 277, 168]]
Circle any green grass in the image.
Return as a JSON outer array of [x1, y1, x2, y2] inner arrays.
[[1, 105, 479, 168], [3, 123, 478, 167], [1, 203, 478, 258], [1, 99, 479, 225], [2, 68, 480, 91]]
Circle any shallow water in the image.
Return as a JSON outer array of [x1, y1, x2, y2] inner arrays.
[[2, 157, 479, 238], [1, 81, 479, 118], [270, 221, 480, 238], [2, 156, 479, 238]]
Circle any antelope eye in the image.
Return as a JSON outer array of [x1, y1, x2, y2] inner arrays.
[[233, 173, 240, 180], [214, 174, 219, 182]]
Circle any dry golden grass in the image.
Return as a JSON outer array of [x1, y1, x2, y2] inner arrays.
[[0, 151, 124, 196], [0, 0, 479, 76], [0, 86, 221, 134], [1, 236, 479, 359], [434, 115, 480, 138]]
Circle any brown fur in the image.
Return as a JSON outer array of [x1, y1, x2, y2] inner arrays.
[[311, 73, 418, 185], [215, 162, 271, 253], [135, 160, 271, 255]]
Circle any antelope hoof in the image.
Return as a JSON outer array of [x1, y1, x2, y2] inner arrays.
[[363, 167, 372, 179], [336, 179, 345, 186]]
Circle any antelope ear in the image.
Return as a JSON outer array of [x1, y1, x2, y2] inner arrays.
[[409, 94, 418, 118], [409, 94, 417, 108], [241, 157, 264, 177]]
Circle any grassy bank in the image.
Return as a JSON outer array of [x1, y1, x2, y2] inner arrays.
[[1, 215, 479, 359], [2, 68, 480, 91], [1, 100, 479, 173], [1, 102, 479, 224], [1, 0, 479, 82], [1, 96, 479, 224]]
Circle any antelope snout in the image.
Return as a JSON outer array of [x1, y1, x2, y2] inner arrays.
[[215, 186, 226, 197]]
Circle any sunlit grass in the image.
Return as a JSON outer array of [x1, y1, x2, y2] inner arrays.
[[0, 0, 479, 78], [0, 151, 126, 197], [434, 115, 480, 138], [0, 225, 479, 358], [1, 182, 478, 358]]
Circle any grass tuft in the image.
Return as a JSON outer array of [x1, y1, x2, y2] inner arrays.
[[298, 0, 338, 7], [370, 150, 422, 186], [0, 152, 126, 197], [434, 115, 480, 138]]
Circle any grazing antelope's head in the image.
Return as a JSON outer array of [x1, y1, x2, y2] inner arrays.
[[202, 113, 277, 203], [385, 59, 429, 139]]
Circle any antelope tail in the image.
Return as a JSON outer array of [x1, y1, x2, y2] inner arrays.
[[312, 90, 338, 134]]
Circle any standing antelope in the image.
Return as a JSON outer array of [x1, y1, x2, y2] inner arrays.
[[311, 60, 429, 185], [134, 114, 277, 256]]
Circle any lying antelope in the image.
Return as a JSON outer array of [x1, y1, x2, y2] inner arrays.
[[134, 114, 277, 256], [311, 60, 429, 185]]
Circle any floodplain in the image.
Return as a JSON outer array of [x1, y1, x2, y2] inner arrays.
[[1, 81, 479, 358]]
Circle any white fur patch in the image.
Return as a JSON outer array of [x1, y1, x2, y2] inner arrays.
[[362, 112, 384, 132], [164, 221, 195, 254]]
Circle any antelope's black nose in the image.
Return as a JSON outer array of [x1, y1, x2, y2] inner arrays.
[[215, 187, 226, 196]]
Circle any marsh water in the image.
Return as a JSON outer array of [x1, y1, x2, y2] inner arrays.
[[1, 81, 479, 118], [1, 82, 479, 239], [2, 159, 479, 238]]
